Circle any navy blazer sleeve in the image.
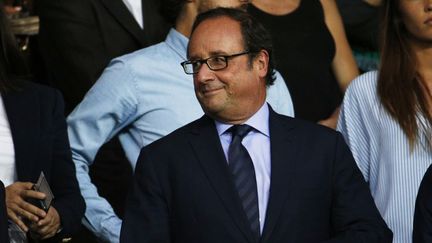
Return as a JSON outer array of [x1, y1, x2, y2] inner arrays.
[[44, 89, 86, 240], [413, 165, 432, 243], [120, 147, 171, 243], [324, 133, 393, 242]]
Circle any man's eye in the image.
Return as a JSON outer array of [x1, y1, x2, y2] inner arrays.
[[191, 61, 201, 69], [212, 56, 226, 64]]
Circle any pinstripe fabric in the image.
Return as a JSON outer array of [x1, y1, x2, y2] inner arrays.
[[337, 71, 432, 243]]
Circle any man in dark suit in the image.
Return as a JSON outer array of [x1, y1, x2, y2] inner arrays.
[[120, 8, 392, 243], [0, 181, 8, 243], [37, 0, 169, 112]]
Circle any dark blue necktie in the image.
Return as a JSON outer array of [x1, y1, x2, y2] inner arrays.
[[228, 125, 260, 240]]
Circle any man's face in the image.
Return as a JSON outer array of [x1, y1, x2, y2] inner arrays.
[[188, 16, 268, 124], [197, 0, 249, 13]]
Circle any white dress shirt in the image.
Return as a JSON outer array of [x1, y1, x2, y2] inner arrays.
[[122, 0, 143, 28]]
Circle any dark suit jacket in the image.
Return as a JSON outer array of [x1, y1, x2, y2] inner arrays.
[[0, 181, 8, 243], [1, 82, 85, 241], [37, 0, 169, 112], [413, 165, 432, 243], [120, 107, 392, 243]]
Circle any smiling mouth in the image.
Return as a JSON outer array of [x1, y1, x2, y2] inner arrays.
[[425, 18, 432, 25], [200, 85, 224, 95]]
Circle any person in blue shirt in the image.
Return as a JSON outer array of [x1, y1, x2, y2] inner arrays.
[[338, 0, 432, 242], [66, 0, 294, 242]]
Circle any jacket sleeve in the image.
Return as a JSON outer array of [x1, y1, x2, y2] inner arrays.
[[323, 133, 392, 243], [120, 147, 171, 243], [413, 165, 432, 243], [48, 89, 86, 240]]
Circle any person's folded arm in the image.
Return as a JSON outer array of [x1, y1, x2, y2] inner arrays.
[[67, 60, 141, 243]]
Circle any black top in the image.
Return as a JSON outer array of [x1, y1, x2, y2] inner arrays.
[[0, 181, 8, 243], [248, 0, 343, 122], [413, 164, 432, 243], [337, 0, 379, 50]]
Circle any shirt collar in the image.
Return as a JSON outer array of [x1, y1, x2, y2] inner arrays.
[[215, 103, 270, 137], [165, 28, 189, 60]]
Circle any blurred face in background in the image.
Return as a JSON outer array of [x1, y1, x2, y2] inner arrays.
[[399, 0, 432, 45], [197, 0, 249, 13]]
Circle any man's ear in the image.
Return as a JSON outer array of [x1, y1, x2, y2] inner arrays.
[[254, 49, 269, 79]]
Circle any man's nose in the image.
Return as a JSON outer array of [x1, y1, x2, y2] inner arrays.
[[194, 62, 214, 82]]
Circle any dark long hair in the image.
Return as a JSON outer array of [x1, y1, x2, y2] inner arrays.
[[377, 0, 432, 148], [0, 4, 29, 93]]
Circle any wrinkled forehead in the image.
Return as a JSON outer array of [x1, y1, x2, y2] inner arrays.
[[187, 17, 245, 59]]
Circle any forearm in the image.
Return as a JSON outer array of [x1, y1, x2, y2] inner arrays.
[[321, 0, 359, 92], [74, 159, 122, 242], [49, 90, 85, 237]]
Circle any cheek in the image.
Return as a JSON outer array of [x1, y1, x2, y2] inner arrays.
[[193, 79, 203, 94], [401, 5, 424, 34]]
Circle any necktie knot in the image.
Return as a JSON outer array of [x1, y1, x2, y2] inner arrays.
[[230, 124, 253, 140]]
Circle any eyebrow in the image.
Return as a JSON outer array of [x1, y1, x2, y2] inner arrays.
[[188, 50, 231, 60]]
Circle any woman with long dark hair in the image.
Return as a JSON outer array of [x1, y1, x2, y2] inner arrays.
[[337, 0, 432, 242], [0, 4, 84, 242]]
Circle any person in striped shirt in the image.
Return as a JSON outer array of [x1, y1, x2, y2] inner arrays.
[[337, 0, 432, 242]]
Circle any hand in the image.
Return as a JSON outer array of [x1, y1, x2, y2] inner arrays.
[[5, 182, 47, 232], [30, 206, 61, 240], [318, 107, 340, 130]]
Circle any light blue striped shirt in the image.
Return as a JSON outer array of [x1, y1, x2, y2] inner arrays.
[[337, 71, 432, 243]]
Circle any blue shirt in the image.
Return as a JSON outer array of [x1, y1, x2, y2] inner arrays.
[[215, 103, 270, 234], [337, 71, 432, 243], [67, 28, 294, 243]]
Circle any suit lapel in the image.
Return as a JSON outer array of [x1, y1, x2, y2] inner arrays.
[[261, 109, 297, 242], [100, 0, 148, 46], [188, 116, 257, 243], [2, 88, 39, 182], [141, 0, 163, 43]]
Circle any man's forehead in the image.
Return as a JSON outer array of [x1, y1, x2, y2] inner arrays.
[[188, 17, 243, 58]]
